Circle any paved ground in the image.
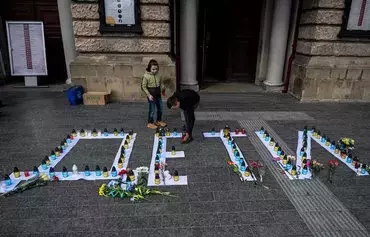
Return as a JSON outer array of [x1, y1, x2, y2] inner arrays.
[[0, 90, 369, 237]]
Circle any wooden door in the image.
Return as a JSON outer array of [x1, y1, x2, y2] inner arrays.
[[1, 0, 66, 84], [227, 0, 261, 82], [35, 0, 67, 83]]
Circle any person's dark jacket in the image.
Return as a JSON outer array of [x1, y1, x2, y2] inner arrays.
[[175, 89, 200, 111]]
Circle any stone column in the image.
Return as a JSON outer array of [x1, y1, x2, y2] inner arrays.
[[57, 0, 76, 84], [264, 0, 292, 90], [255, 0, 273, 85], [179, 0, 199, 91]]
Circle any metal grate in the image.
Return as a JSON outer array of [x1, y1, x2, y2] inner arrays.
[[239, 120, 369, 237]]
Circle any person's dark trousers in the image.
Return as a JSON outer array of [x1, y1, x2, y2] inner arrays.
[[183, 102, 199, 137], [148, 97, 163, 123]]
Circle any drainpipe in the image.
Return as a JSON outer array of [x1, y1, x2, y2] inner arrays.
[[282, 0, 302, 93]]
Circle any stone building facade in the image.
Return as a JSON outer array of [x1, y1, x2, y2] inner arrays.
[[2, 0, 367, 101], [290, 0, 370, 101], [70, 0, 176, 101]]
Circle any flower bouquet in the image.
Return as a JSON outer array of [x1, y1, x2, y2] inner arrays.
[[98, 167, 176, 201], [327, 159, 339, 183]]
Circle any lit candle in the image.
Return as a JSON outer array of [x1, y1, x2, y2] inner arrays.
[[55, 147, 60, 157], [103, 128, 109, 137], [126, 135, 130, 144], [92, 129, 98, 137], [325, 138, 331, 146], [173, 128, 178, 136], [113, 128, 118, 136], [72, 129, 77, 137], [124, 140, 129, 150], [129, 130, 133, 139], [171, 146, 176, 155], [80, 129, 86, 137], [120, 128, 124, 136], [330, 141, 336, 150], [66, 135, 72, 144], [259, 127, 264, 135]]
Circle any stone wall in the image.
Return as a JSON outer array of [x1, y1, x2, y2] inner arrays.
[[70, 0, 176, 101], [289, 0, 370, 101]]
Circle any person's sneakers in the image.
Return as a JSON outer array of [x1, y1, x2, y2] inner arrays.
[[181, 136, 193, 144], [155, 121, 167, 127], [147, 123, 158, 129]]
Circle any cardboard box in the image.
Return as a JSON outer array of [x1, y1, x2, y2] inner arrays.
[[83, 91, 111, 105]]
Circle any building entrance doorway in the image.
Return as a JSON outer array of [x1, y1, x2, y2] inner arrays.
[[198, 0, 262, 88]]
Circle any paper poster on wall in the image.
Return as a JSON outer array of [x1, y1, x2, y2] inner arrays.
[[104, 0, 135, 25], [6, 21, 47, 76], [347, 0, 370, 31]]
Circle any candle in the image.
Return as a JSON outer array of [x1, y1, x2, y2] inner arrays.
[[124, 140, 129, 150], [129, 130, 133, 139], [33, 166, 39, 175], [171, 146, 176, 155], [259, 127, 264, 134], [113, 128, 118, 136], [4, 174, 12, 186], [155, 174, 160, 185], [72, 164, 78, 175], [49, 167, 55, 178], [361, 164, 367, 174], [80, 129, 86, 137], [280, 151, 285, 160], [274, 143, 280, 152], [103, 167, 109, 177], [95, 165, 102, 176], [325, 138, 331, 146], [41, 160, 48, 170], [126, 135, 130, 143], [13, 167, 20, 178], [173, 128, 178, 136], [120, 128, 124, 136], [92, 129, 98, 137], [244, 167, 251, 177], [173, 170, 179, 182], [72, 129, 77, 137], [103, 128, 109, 136], [291, 165, 297, 176], [55, 147, 60, 157], [118, 158, 123, 169], [301, 165, 308, 175], [62, 166, 68, 178], [223, 125, 230, 138], [84, 165, 90, 176], [111, 166, 117, 177], [269, 138, 275, 147]]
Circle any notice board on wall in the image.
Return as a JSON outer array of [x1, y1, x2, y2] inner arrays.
[[6, 21, 48, 76]]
